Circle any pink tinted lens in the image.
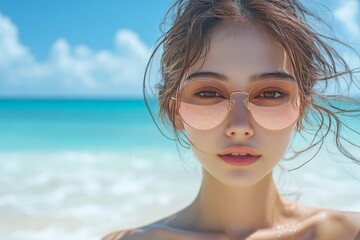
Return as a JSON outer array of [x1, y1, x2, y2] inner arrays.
[[179, 101, 229, 130], [248, 80, 300, 130], [250, 100, 300, 130], [177, 79, 230, 130]]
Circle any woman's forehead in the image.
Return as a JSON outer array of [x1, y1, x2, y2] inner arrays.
[[188, 23, 293, 79], [212, 23, 285, 61]]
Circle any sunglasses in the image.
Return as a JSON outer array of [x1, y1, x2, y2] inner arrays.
[[171, 79, 301, 130]]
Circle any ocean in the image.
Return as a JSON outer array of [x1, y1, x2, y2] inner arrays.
[[1, 99, 360, 240]]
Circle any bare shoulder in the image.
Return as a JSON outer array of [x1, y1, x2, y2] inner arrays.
[[101, 229, 132, 240], [101, 229, 150, 240], [312, 209, 360, 240], [101, 225, 168, 240], [101, 212, 185, 240]]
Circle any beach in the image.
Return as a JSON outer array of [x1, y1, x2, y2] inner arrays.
[[1, 99, 359, 240]]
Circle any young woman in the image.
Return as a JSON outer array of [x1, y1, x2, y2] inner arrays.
[[104, 0, 360, 239]]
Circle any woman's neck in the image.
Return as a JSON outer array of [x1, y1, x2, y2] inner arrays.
[[171, 170, 291, 238]]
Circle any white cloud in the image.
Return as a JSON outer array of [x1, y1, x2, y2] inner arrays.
[[0, 13, 151, 97], [0, 14, 32, 66], [334, 0, 360, 37]]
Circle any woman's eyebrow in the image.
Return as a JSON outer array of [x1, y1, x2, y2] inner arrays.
[[186, 71, 227, 81], [249, 71, 295, 82], [185, 71, 295, 82]]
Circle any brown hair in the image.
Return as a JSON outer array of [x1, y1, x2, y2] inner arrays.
[[143, 0, 360, 168]]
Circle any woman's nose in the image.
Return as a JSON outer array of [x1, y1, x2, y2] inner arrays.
[[225, 96, 254, 138]]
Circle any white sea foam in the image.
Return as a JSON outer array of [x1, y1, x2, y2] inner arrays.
[[0, 149, 200, 239], [0, 146, 359, 240]]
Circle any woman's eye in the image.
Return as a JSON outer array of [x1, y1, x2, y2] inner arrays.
[[258, 90, 286, 99], [197, 90, 223, 98]]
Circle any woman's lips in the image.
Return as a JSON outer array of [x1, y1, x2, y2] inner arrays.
[[218, 146, 261, 167], [219, 154, 261, 167]]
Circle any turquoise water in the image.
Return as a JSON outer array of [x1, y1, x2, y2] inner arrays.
[[1, 98, 359, 151], [0, 99, 173, 151]]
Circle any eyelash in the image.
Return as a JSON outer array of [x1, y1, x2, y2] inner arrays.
[[195, 88, 224, 98], [256, 88, 289, 99], [195, 87, 288, 99]]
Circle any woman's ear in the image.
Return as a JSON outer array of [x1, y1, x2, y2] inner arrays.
[[169, 98, 184, 130], [174, 114, 185, 130]]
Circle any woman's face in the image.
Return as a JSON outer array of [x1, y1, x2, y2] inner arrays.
[[176, 24, 298, 187]]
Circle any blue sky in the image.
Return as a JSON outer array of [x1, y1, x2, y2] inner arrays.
[[0, 0, 359, 98]]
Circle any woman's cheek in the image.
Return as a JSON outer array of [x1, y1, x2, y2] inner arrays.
[[184, 126, 225, 152]]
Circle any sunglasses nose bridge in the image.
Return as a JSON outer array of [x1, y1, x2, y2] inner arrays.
[[229, 91, 250, 110]]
